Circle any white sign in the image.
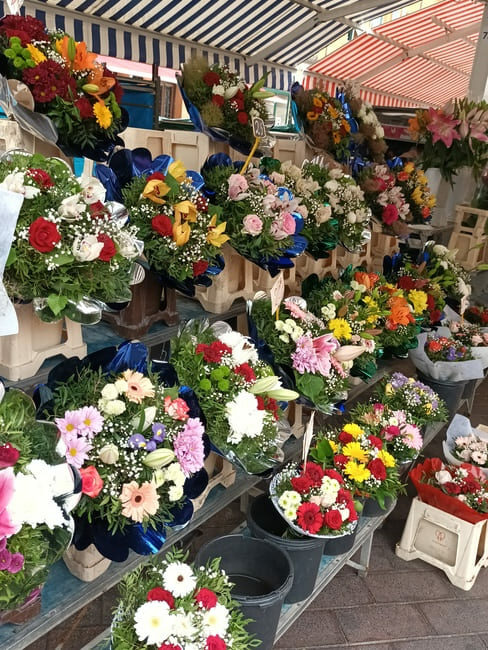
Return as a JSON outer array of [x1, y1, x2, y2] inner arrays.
[[252, 117, 266, 139], [0, 189, 23, 336], [302, 411, 315, 471], [270, 271, 284, 314], [6, 0, 23, 15]]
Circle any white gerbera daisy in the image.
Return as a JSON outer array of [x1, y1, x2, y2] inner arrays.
[[134, 601, 172, 645], [163, 562, 197, 597], [202, 602, 230, 637], [170, 611, 197, 639]]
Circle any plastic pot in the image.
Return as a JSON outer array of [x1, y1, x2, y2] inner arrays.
[[416, 371, 466, 421], [323, 527, 358, 556], [195, 534, 293, 650], [362, 496, 394, 518], [247, 494, 324, 603]]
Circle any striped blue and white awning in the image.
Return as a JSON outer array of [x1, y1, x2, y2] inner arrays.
[[9, 0, 425, 88]]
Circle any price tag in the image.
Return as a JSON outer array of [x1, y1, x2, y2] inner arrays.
[[302, 411, 315, 472], [6, 0, 23, 14], [270, 271, 284, 315], [252, 117, 266, 138]]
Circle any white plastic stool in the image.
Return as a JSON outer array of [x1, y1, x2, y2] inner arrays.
[[396, 497, 488, 590]]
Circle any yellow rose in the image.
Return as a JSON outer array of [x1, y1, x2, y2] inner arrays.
[[143, 179, 170, 205]]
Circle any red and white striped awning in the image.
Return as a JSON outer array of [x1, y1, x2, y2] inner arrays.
[[304, 0, 484, 107]]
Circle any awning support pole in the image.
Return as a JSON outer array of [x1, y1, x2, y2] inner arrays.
[[469, 3, 488, 102]]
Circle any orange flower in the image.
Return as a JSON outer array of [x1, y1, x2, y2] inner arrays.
[[122, 369, 155, 403], [307, 111, 319, 121], [85, 63, 116, 97], [120, 481, 159, 522], [313, 97, 323, 108], [333, 132, 341, 144], [408, 116, 420, 135], [354, 271, 379, 290], [389, 295, 414, 326], [56, 36, 97, 71]]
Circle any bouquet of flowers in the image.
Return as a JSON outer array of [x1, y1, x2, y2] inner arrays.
[[111, 547, 257, 649], [425, 336, 472, 363], [410, 458, 488, 524], [250, 296, 365, 413], [259, 157, 339, 259], [180, 57, 272, 152], [351, 402, 423, 464], [202, 156, 306, 274], [421, 242, 471, 305], [0, 15, 126, 159], [301, 162, 371, 252], [395, 272, 445, 326], [171, 321, 298, 474], [0, 388, 80, 614], [0, 152, 141, 322], [444, 415, 488, 475], [465, 305, 488, 326], [375, 373, 448, 427], [359, 164, 410, 236], [291, 83, 352, 159], [448, 321, 488, 347], [42, 342, 207, 560], [269, 462, 358, 538], [309, 423, 402, 509], [395, 162, 436, 224], [409, 98, 488, 182], [343, 83, 387, 163], [120, 158, 228, 290]]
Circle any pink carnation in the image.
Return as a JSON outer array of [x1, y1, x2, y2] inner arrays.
[[173, 418, 205, 476]]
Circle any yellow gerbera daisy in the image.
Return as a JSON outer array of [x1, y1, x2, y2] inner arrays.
[[342, 441, 368, 463], [93, 101, 112, 129], [408, 289, 428, 315], [344, 460, 371, 483], [328, 318, 352, 341], [343, 423, 364, 439], [378, 449, 396, 468]]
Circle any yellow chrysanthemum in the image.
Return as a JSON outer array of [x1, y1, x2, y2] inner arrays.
[[427, 195, 437, 208], [93, 101, 112, 129], [378, 449, 396, 468], [328, 318, 352, 341], [342, 441, 368, 463], [343, 423, 365, 439], [328, 439, 338, 453], [408, 289, 428, 315], [26, 44, 46, 64], [404, 162, 415, 174], [411, 187, 423, 205], [344, 460, 371, 483]]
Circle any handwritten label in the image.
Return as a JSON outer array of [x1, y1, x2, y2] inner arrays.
[[270, 271, 284, 314], [252, 117, 266, 138]]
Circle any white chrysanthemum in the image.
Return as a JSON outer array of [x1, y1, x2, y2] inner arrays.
[[218, 331, 258, 365], [101, 383, 119, 401], [202, 602, 230, 637], [170, 611, 197, 639], [278, 490, 301, 510], [225, 391, 266, 444], [284, 507, 298, 521], [134, 601, 172, 645], [163, 562, 197, 597], [168, 485, 184, 502], [165, 463, 186, 487], [9, 473, 66, 530], [101, 399, 126, 416]]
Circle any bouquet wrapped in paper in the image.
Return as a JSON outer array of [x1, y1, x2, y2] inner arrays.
[[443, 414, 488, 478], [409, 331, 485, 382]]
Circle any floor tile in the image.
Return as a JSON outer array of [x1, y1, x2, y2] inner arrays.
[[310, 573, 375, 609], [339, 603, 433, 643], [364, 569, 455, 603], [419, 599, 488, 635], [274, 609, 346, 648]]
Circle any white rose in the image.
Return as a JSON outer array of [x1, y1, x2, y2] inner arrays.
[[432, 244, 448, 256], [168, 485, 184, 501], [72, 234, 104, 262], [329, 168, 343, 180], [79, 177, 106, 205], [101, 383, 119, 400], [315, 205, 332, 224], [435, 469, 452, 485], [340, 507, 350, 521], [347, 212, 357, 224], [114, 378, 128, 394], [212, 84, 225, 96], [103, 399, 126, 416], [325, 180, 339, 192], [58, 194, 86, 220]]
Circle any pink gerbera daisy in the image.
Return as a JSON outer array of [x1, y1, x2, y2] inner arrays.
[[55, 410, 83, 437], [122, 370, 155, 404], [402, 423, 423, 451], [63, 433, 92, 469], [78, 406, 104, 438]]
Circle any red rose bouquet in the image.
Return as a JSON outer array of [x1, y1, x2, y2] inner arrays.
[[0, 14, 126, 158], [270, 461, 358, 538], [359, 164, 410, 236], [410, 458, 488, 524], [110, 548, 258, 649]]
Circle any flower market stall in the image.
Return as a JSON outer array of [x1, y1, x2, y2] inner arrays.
[[1, 0, 488, 648]]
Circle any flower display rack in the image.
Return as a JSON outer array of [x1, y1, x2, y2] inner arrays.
[[396, 497, 488, 591], [252, 264, 300, 297], [371, 222, 399, 271], [294, 250, 338, 282], [191, 452, 237, 513], [63, 545, 112, 583], [447, 205, 488, 270], [0, 303, 86, 381], [336, 239, 373, 272]]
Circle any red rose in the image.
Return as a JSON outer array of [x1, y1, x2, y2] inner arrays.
[[212, 94, 225, 107], [397, 276, 416, 291], [323, 468, 344, 484], [291, 475, 313, 495], [367, 435, 383, 449], [347, 500, 359, 521], [296, 502, 323, 534], [256, 396, 265, 410], [89, 201, 106, 218], [193, 260, 209, 277], [147, 172, 166, 182], [79, 466, 103, 497], [0, 443, 20, 468], [382, 204, 399, 225], [203, 71, 221, 86], [338, 431, 354, 444], [27, 168, 53, 189], [75, 97, 94, 119], [429, 309, 442, 324], [375, 178, 388, 192], [337, 487, 352, 503], [147, 588, 175, 609], [444, 481, 461, 495], [237, 111, 248, 125], [304, 462, 325, 485], [159, 645, 182, 650], [234, 363, 256, 383], [396, 171, 409, 182], [430, 458, 443, 472], [152, 214, 173, 237], [205, 636, 226, 650], [97, 234, 117, 262], [29, 217, 61, 253], [428, 340, 442, 353], [195, 588, 218, 609], [333, 454, 348, 468], [367, 458, 387, 481], [324, 509, 343, 531]]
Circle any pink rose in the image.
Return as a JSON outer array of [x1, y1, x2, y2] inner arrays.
[[164, 396, 190, 420], [281, 212, 296, 235], [263, 180, 278, 195], [270, 213, 296, 240], [242, 214, 263, 236], [228, 174, 248, 200]]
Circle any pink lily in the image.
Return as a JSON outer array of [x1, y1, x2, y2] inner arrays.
[[0, 468, 19, 537], [313, 334, 339, 376], [426, 107, 461, 148]]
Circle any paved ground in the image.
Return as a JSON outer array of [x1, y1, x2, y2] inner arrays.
[[26, 375, 488, 650]]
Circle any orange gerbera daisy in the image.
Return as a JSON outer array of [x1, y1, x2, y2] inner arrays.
[[120, 481, 159, 522], [122, 370, 155, 403], [389, 295, 414, 326]]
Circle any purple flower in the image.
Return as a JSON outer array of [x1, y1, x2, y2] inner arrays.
[[447, 347, 457, 361], [151, 423, 166, 443], [0, 548, 11, 571], [391, 373, 408, 389], [173, 418, 205, 476], [145, 440, 157, 452], [128, 434, 147, 449], [7, 552, 24, 574]]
